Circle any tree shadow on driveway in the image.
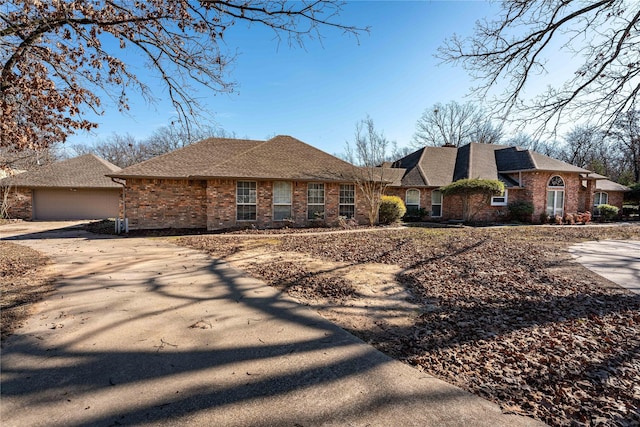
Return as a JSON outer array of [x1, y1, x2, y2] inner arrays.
[[0, 226, 539, 427]]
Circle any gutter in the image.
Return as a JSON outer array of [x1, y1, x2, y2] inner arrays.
[[110, 177, 128, 233]]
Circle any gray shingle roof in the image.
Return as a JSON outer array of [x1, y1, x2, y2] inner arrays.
[[596, 179, 630, 192], [389, 142, 593, 187], [110, 135, 362, 182], [0, 154, 121, 188]]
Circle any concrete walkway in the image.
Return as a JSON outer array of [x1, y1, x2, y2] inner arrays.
[[570, 240, 640, 295], [0, 221, 544, 427]]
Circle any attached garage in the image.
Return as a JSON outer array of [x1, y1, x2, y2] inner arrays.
[[1, 154, 122, 221], [33, 188, 120, 220]]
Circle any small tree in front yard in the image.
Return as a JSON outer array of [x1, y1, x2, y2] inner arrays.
[[439, 178, 505, 222], [344, 116, 394, 225]]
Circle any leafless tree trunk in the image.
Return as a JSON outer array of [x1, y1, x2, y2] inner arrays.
[[345, 116, 392, 225]]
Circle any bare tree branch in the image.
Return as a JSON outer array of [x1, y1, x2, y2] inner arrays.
[[439, 0, 640, 136], [1, 0, 365, 150]]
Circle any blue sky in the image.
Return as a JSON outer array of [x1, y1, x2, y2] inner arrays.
[[66, 1, 503, 156]]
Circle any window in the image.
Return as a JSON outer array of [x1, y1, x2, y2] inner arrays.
[[236, 181, 257, 221], [594, 191, 608, 206], [307, 183, 325, 220], [273, 181, 292, 221], [491, 189, 508, 206], [405, 189, 420, 212], [339, 184, 355, 218], [546, 175, 564, 216], [431, 190, 442, 217]]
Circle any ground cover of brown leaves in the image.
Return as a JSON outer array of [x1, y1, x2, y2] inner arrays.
[[0, 241, 55, 341], [179, 225, 640, 427]]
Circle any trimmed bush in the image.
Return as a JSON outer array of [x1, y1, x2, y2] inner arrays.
[[508, 201, 534, 222], [597, 204, 619, 221], [379, 195, 406, 224]]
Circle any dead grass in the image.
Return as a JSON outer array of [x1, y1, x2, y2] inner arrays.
[[178, 224, 640, 427], [0, 241, 55, 341]]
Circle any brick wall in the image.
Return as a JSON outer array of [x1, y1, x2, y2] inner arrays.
[[607, 192, 625, 214], [124, 175, 622, 230], [122, 179, 371, 231], [388, 172, 588, 223], [206, 179, 236, 229], [125, 179, 207, 229], [1, 186, 32, 219]]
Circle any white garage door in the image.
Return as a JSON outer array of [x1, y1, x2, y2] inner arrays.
[[33, 189, 120, 220]]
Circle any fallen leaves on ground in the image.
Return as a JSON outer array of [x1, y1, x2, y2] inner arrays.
[[180, 225, 640, 426], [0, 241, 55, 341]]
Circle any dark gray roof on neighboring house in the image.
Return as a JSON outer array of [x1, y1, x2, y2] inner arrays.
[[110, 135, 363, 182], [389, 142, 592, 188], [0, 154, 121, 188]]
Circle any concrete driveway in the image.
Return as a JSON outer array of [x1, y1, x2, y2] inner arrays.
[[570, 240, 640, 295], [0, 222, 544, 427]]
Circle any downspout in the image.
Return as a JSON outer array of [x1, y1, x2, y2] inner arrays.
[[110, 177, 127, 233]]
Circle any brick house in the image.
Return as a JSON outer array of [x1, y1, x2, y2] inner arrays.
[[384, 142, 629, 223], [1, 154, 122, 220], [108, 135, 377, 230]]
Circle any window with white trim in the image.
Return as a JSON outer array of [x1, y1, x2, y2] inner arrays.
[[339, 184, 355, 218], [237, 181, 257, 221], [307, 183, 325, 220], [546, 175, 565, 216], [491, 189, 508, 206], [405, 189, 420, 213], [273, 181, 292, 221], [431, 190, 442, 217], [594, 191, 608, 206]]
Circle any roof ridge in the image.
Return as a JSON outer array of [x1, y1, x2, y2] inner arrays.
[[467, 142, 474, 178], [271, 135, 358, 168], [526, 148, 539, 169], [86, 153, 121, 172], [203, 138, 270, 173], [415, 147, 430, 186]]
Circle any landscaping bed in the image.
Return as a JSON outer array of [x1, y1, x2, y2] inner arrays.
[[179, 225, 640, 427]]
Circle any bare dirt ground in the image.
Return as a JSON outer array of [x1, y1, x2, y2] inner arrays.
[[178, 225, 640, 427]]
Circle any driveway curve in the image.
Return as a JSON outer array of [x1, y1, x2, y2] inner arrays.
[[1, 222, 544, 427], [570, 240, 640, 295]]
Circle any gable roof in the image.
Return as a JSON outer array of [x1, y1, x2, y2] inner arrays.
[[110, 135, 363, 182], [390, 142, 591, 187], [0, 154, 121, 188]]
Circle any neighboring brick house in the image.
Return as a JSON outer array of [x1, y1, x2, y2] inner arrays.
[[385, 142, 629, 223], [108, 135, 380, 230], [1, 154, 122, 220]]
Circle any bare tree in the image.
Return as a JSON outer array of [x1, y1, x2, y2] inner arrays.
[[70, 124, 229, 167], [0, 144, 59, 171], [1, 1, 364, 151], [558, 125, 610, 173], [610, 109, 640, 183], [72, 133, 146, 168], [144, 124, 234, 157], [439, 1, 640, 134], [345, 116, 392, 225], [412, 101, 501, 147], [505, 132, 560, 157]]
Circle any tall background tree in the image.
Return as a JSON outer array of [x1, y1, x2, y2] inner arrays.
[[610, 109, 640, 183], [439, 0, 640, 135], [344, 116, 392, 225], [412, 101, 502, 147], [69, 124, 232, 168], [1, 0, 362, 151]]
